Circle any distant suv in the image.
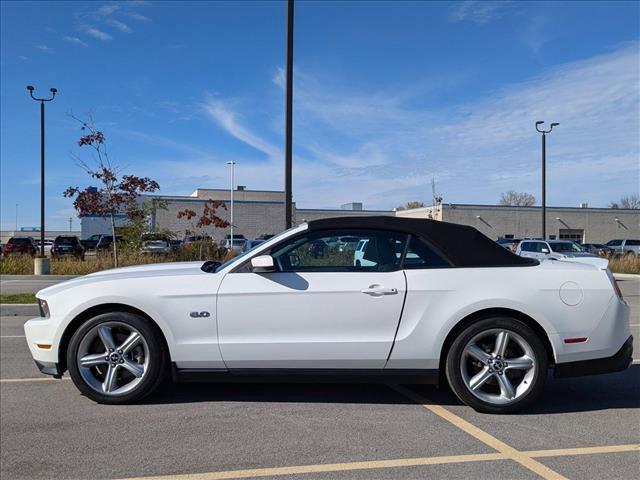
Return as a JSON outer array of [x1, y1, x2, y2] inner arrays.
[[52, 236, 85, 260], [95, 235, 123, 252], [516, 240, 597, 261], [80, 234, 103, 251], [605, 239, 640, 256], [2, 236, 37, 257]]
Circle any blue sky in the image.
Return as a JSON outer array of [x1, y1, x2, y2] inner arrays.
[[1, 0, 638, 230]]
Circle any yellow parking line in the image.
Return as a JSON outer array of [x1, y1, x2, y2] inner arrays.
[[390, 385, 568, 480], [122, 453, 506, 480], [526, 444, 640, 458], [120, 444, 640, 480], [0, 377, 69, 383]]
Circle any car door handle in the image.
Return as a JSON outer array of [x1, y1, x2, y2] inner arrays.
[[361, 285, 398, 296]]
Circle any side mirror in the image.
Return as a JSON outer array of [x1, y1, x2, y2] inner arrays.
[[251, 254, 275, 273], [541, 248, 550, 254]]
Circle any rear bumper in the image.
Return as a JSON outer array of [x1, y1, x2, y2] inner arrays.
[[555, 335, 633, 378]]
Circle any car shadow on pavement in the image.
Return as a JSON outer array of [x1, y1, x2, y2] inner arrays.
[[143, 365, 639, 414]]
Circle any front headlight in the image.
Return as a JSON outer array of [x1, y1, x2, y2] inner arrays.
[[37, 298, 50, 318]]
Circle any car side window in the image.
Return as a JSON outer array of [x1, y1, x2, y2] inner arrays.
[[627, 240, 640, 246], [520, 242, 533, 252], [271, 229, 408, 272], [402, 236, 450, 269]]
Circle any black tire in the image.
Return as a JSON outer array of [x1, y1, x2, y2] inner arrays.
[[67, 311, 167, 404], [445, 317, 548, 414]]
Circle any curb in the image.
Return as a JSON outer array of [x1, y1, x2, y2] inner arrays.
[[614, 273, 640, 280], [0, 275, 77, 280], [0, 304, 39, 316]]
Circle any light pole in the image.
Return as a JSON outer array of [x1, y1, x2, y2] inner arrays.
[[535, 120, 559, 240], [284, 0, 294, 228], [227, 160, 235, 247], [15, 204, 18, 231], [27, 85, 57, 258]]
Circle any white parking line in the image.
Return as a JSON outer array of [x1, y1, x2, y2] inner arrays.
[[0, 335, 25, 338]]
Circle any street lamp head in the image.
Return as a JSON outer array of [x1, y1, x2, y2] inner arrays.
[[226, 160, 235, 165], [50, 87, 57, 95], [535, 121, 544, 126], [26, 85, 34, 92], [550, 122, 559, 128]]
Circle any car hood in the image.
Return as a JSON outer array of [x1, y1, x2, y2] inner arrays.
[[37, 261, 208, 297]]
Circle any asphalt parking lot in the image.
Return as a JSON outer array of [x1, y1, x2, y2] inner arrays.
[[1, 278, 638, 480]]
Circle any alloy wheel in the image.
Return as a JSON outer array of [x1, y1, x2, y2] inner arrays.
[[460, 328, 536, 406], [76, 321, 149, 396]]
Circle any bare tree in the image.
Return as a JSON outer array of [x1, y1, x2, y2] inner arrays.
[[396, 201, 426, 211], [499, 191, 536, 207], [609, 194, 640, 209]]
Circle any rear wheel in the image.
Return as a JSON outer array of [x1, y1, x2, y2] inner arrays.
[[67, 312, 167, 404], [445, 317, 547, 414]]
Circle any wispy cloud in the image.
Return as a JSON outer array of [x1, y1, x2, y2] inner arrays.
[[63, 35, 89, 47], [18, 55, 29, 61], [448, 1, 507, 25], [34, 44, 55, 54], [105, 18, 132, 33], [125, 11, 151, 22], [203, 97, 282, 159], [80, 25, 112, 41]]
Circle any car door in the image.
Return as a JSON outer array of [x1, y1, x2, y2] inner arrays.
[[216, 229, 408, 369], [518, 241, 539, 259]]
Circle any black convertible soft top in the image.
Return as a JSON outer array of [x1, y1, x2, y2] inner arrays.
[[307, 216, 538, 268]]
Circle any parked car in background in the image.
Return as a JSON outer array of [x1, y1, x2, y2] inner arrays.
[[242, 239, 266, 252], [183, 235, 212, 249], [95, 235, 123, 252], [257, 234, 275, 240], [80, 234, 103, 251], [140, 240, 171, 255], [169, 239, 183, 252], [496, 238, 522, 253], [35, 239, 55, 255], [224, 238, 246, 253], [3, 236, 37, 257], [338, 236, 360, 252], [516, 240, 599, 262], [51, 236, 84, 260], [605, 239, 640, 256], [581, 243, 614, 257]]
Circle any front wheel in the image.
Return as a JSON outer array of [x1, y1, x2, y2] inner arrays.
[[67, 312, 167, 404], [445, 318, 547, 414]]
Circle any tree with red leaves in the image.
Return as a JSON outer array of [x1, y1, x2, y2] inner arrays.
[[177, 200, 230, 259], [64, 115, 160, 267]]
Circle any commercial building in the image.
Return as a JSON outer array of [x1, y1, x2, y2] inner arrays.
[[80, 187, 394, 241], [77, 186, 639, 244], [396, 203, 639, 243]]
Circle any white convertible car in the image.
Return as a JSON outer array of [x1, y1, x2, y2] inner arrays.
[[25, 217, 632, 413]]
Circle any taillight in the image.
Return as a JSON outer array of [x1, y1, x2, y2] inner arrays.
[[606, 269, 624, 301]]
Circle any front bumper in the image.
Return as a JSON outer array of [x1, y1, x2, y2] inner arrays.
[[34, 360, 63, 378], [555, 335, 633, 378]]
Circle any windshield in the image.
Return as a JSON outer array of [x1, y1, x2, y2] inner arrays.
[[550, 242, 582, 252], [55, 237, 77, 245], [213, 225, 306, 272], [144, 241, 168, 247], [9, 238, 31, 244]]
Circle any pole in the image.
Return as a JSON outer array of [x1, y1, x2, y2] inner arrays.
[[541, 132, 546, 240], [69, 217, 72, 232], [284, 0, 294, 228], [40, 101, 45, 257], [15, 204, 18, 231], [230, 162, 234, 245]]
